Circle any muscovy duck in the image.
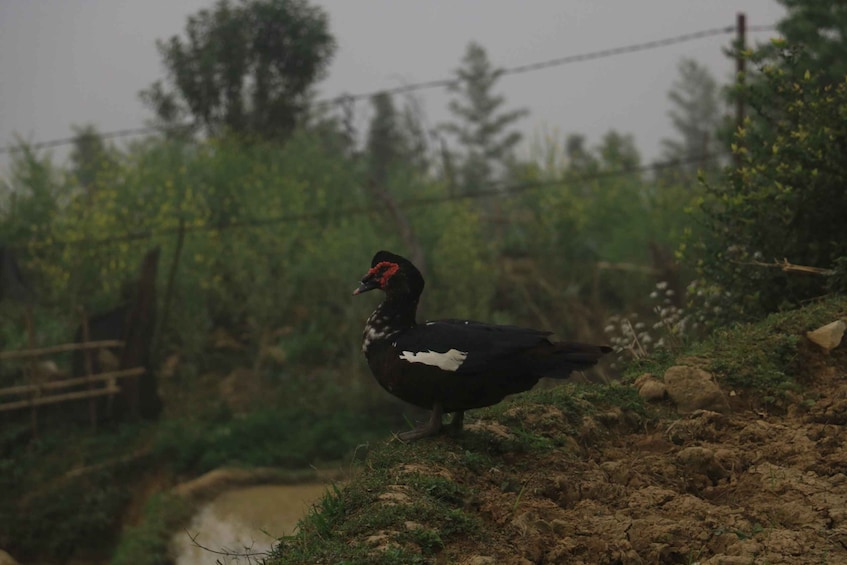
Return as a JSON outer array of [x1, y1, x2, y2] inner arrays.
[[354, 250, 611, 441]]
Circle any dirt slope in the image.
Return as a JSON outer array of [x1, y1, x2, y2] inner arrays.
[[269, 303, 847, 565]]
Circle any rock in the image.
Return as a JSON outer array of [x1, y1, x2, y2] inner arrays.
[[701, 556, 759, 565], [806, 320, 846, 352], [0, 550, 20, 565], [637, 378, 667, 402], [676, 446, 728, 483], [667, 409, 729, 444], [663, 366, 730, 414], [465, 557, 496, 565], [634, 373, 655, 387]]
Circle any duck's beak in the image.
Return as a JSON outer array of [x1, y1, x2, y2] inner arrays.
[[353, 278, 380, 295]]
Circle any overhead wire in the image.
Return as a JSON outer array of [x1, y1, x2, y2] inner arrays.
[[0, 24, 776, 155]]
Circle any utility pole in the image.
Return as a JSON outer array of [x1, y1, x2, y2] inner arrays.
[[734, 12, 746, 168]]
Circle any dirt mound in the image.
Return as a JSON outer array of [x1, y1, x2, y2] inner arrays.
[[269, 310, 847, 564]]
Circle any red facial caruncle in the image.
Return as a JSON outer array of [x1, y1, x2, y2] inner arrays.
[[369, 261, 399, 288]]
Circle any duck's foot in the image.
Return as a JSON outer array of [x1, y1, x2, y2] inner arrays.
[[398, 403, 443, 441], [447, 411, 464, 435]]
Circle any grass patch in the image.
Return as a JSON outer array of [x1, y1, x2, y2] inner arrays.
[[268, 436, 481, 564], [111, 493, 193, 565], [625, 295, 847, 398]]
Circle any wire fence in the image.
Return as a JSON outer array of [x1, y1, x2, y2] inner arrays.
[[1, 20, 774, 250], [0, 23, 777, 155]]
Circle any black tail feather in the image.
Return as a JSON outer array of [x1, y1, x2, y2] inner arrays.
[[535, 342, 612, 379]]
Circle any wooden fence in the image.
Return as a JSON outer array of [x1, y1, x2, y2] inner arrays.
[[0, 340, 144, 435]]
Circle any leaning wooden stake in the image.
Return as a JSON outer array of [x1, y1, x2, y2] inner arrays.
[[24, 306, 38, 438], [80, 308, 98, 430]]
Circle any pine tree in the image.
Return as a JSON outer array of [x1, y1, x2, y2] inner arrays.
[[660, 58, 723, 173], [441, 42, 528, 193], [69, 125, 117, 194], [366, 93, 407, 186]]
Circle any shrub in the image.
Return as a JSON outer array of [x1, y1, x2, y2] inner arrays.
[[693, 45, 847, 321]]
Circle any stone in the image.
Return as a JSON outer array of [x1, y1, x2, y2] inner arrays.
[[676, 446, 728, 482], [0, 550, 20, 565], [806, 320, 846, 352], [466, 557, 496, 565], [663, 366, 730, 414], [637, 378, 667, 402]]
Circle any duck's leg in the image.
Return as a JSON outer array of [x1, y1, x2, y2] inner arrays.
[[447, 411, 464, 434], [398, 403, 443, 441]]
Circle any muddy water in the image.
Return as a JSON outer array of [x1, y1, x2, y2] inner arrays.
[[173, 483, 330, 564]]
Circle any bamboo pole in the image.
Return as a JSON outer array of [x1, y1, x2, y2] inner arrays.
[[0, 340, 125, 361], [25, 306, 38, 437], [80, 308, 97, 430], [0, 386, 121, 413], [0, 367, 144, 397]]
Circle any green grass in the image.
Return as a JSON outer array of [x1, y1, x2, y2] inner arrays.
[[627, 295, 847, 399], [267, 436, 483, 564], [110, 493, 194, 565]]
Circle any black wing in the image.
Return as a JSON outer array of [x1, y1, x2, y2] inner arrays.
[[392, 319, 552, 375]]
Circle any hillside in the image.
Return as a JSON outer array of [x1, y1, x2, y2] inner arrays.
[[268, 297, 847, 565]]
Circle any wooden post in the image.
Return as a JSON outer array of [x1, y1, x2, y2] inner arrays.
[[24, 306, 38, 438], [80, 308, 98, 430], [734, 12, 747, 169], [121, 248, 161, 419], [154, 220, 185, 364]]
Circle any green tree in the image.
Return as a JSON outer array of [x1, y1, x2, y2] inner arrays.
[[69, 125, 118, 194], [366, 93, 408, 186], [441, 42, 528, 193], [140, 0, 336, 141], [660, 58, 724, 173], [693, 46, 847, 320], [768, 0, 847, 86]]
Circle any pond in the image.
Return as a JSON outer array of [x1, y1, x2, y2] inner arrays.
[[173, 483, 330, 564]]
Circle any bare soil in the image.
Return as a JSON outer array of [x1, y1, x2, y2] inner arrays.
[[430, 359, 847, 564]]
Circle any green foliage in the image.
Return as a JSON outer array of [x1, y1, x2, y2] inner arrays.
[[69, 124, 119, 191], [0, 423, 152, 561], [141, 0, 336, 141], [153, 399, 397, 475], [765, 1, 847, 86], [694, 48, 847, 320], [366, 93, 429, 185], [111, 493, 193, 565]]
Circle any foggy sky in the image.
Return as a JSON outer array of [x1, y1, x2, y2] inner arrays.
[[0, 1, 785, 174]]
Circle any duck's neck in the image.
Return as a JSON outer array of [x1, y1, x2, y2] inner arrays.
[[363, 293, 419, 353]]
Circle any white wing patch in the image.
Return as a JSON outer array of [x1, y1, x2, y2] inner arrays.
[[399, 348, 469, 372]]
